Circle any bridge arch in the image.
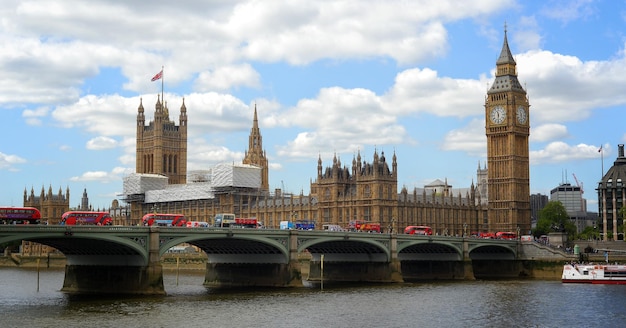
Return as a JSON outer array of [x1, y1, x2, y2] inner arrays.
[[160, 234, 288, 256], [159, 232, 290, 264], [298, 235, 391, 262], [0, 227, 150, 265], [468, 244, 516, 260], [397, 240, 463, 261]]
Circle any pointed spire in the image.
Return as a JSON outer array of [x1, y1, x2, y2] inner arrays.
[[496, 23, 516, 66], [489, 23, 524, 93], [180, 97, 187, 112], [253, 103, 258, 124]]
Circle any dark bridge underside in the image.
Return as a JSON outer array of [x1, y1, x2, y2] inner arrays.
[[30, 238, 144, 266], [399, 243, 460, 261], [306, 240, 387, 262], [470, 245, 515, 260], [32, 238, 140, 256], [190, 238, 286, 264]]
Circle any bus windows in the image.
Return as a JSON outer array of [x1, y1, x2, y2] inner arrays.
[[60, 211, 113, 226], [141, 213, 186, 227], [0, 207, 41, 225], [404, 225, 433, 235], [213, 213, 236, 227]]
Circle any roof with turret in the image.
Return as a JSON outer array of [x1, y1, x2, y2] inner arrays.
[[599, 144, 626, 187]]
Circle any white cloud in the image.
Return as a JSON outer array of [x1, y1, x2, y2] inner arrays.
[[530, 123, 568, 142], [518, 50, 626, 122], [442, 118, 487, 156], [69, 170, 116, 183], [539, 0, 597, 24], [194, 64, 261, 92], [0, 152, 26, 171], [275, 87, 408, 160], [86, 136, 118, 150], [187, 138, 245, 171], [22, 106, 50, 126], [383, 68, 488, 117], [530, 141, 602, 164], [0, 0, 515, 108]]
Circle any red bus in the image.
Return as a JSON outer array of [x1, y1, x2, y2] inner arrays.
[[60, 211, 113, 226], [348, 220, 382, 233], [142, 213, 186, 227], [404, 225, 433, 235], [496, 231, 517, 240], [0, 207, 41, 224]]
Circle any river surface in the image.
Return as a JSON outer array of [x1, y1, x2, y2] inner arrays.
[[0, 267, 624, 328]]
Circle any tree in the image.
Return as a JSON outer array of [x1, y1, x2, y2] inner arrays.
[[578, 225, 599, 241], [534, 201, 576, 238]]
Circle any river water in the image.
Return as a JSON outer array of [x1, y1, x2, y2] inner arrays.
[[1, 267, 624, 328]]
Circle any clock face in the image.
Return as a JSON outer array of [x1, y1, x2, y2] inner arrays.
[[516, 106, 527, 124], [490, 106, 506, 124]]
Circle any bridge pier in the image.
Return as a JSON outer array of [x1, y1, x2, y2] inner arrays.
[[61, 226, 165, 295], [203, 231, 303, 288], [462, 239, 475, 280], [305, 235, 404, 284], [61, 264, 164, 295]]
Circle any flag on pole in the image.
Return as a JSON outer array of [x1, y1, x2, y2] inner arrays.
[[598, 145, 603, 153], [151, 69, 163, 82]]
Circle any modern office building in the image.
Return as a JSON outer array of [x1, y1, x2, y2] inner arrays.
[[550, 183, 589, 233], [530, 193, 548, 226]]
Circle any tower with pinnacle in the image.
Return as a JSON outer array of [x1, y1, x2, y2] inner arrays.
[[136, 95, 188, 184], [242, 105, 269, 192], [484, 26, 531, 233]]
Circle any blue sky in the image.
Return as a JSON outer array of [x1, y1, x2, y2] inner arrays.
[[1, 0, 624, 213]]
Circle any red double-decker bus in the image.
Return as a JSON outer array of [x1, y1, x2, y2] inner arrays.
[[60, 211, 113, 226], [0, 207, 41, 224], [142, 213, 186, 227], [404, 225, 433, 235]]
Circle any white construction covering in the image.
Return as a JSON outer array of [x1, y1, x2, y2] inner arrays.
[[145, 182, 215, 203], [211, 163, 261, 188], [122, 163, 260, 203], [188, 170, 211, 183], [123, 173, 169, 195]]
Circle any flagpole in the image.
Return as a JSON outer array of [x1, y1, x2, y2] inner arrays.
[[601, 145, 604, 178], [161, 65, 164, 106]]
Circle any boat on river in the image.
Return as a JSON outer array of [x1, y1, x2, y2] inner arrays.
[[562, 263, 626, 284]]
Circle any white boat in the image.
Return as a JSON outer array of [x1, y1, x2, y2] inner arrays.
[[562, 263, 626, 284]]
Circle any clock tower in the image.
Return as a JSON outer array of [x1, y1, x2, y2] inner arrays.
[[485, 27, 531, 234]]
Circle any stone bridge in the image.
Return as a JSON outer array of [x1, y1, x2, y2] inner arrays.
[[0, 225, 551, 295]]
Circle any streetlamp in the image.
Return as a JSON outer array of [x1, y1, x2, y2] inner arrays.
[[125, 203, 131, 226], [463, 222, 468, 237]]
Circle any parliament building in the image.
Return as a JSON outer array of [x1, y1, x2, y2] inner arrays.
[[114, 29, 531, 234]]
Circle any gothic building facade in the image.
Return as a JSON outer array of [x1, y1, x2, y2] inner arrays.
[[23, 185, 70, 224], [136, 95, 188, 185], [115, 29, 539, 234], [484, 28, 531, 234], [121, 99, 487, 235]]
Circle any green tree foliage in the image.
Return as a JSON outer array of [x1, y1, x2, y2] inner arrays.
[[534, 201, 576, 238], [578, 225, 599, 241]]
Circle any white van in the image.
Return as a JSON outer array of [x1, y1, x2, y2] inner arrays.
[[323, 224, 345, 232]]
